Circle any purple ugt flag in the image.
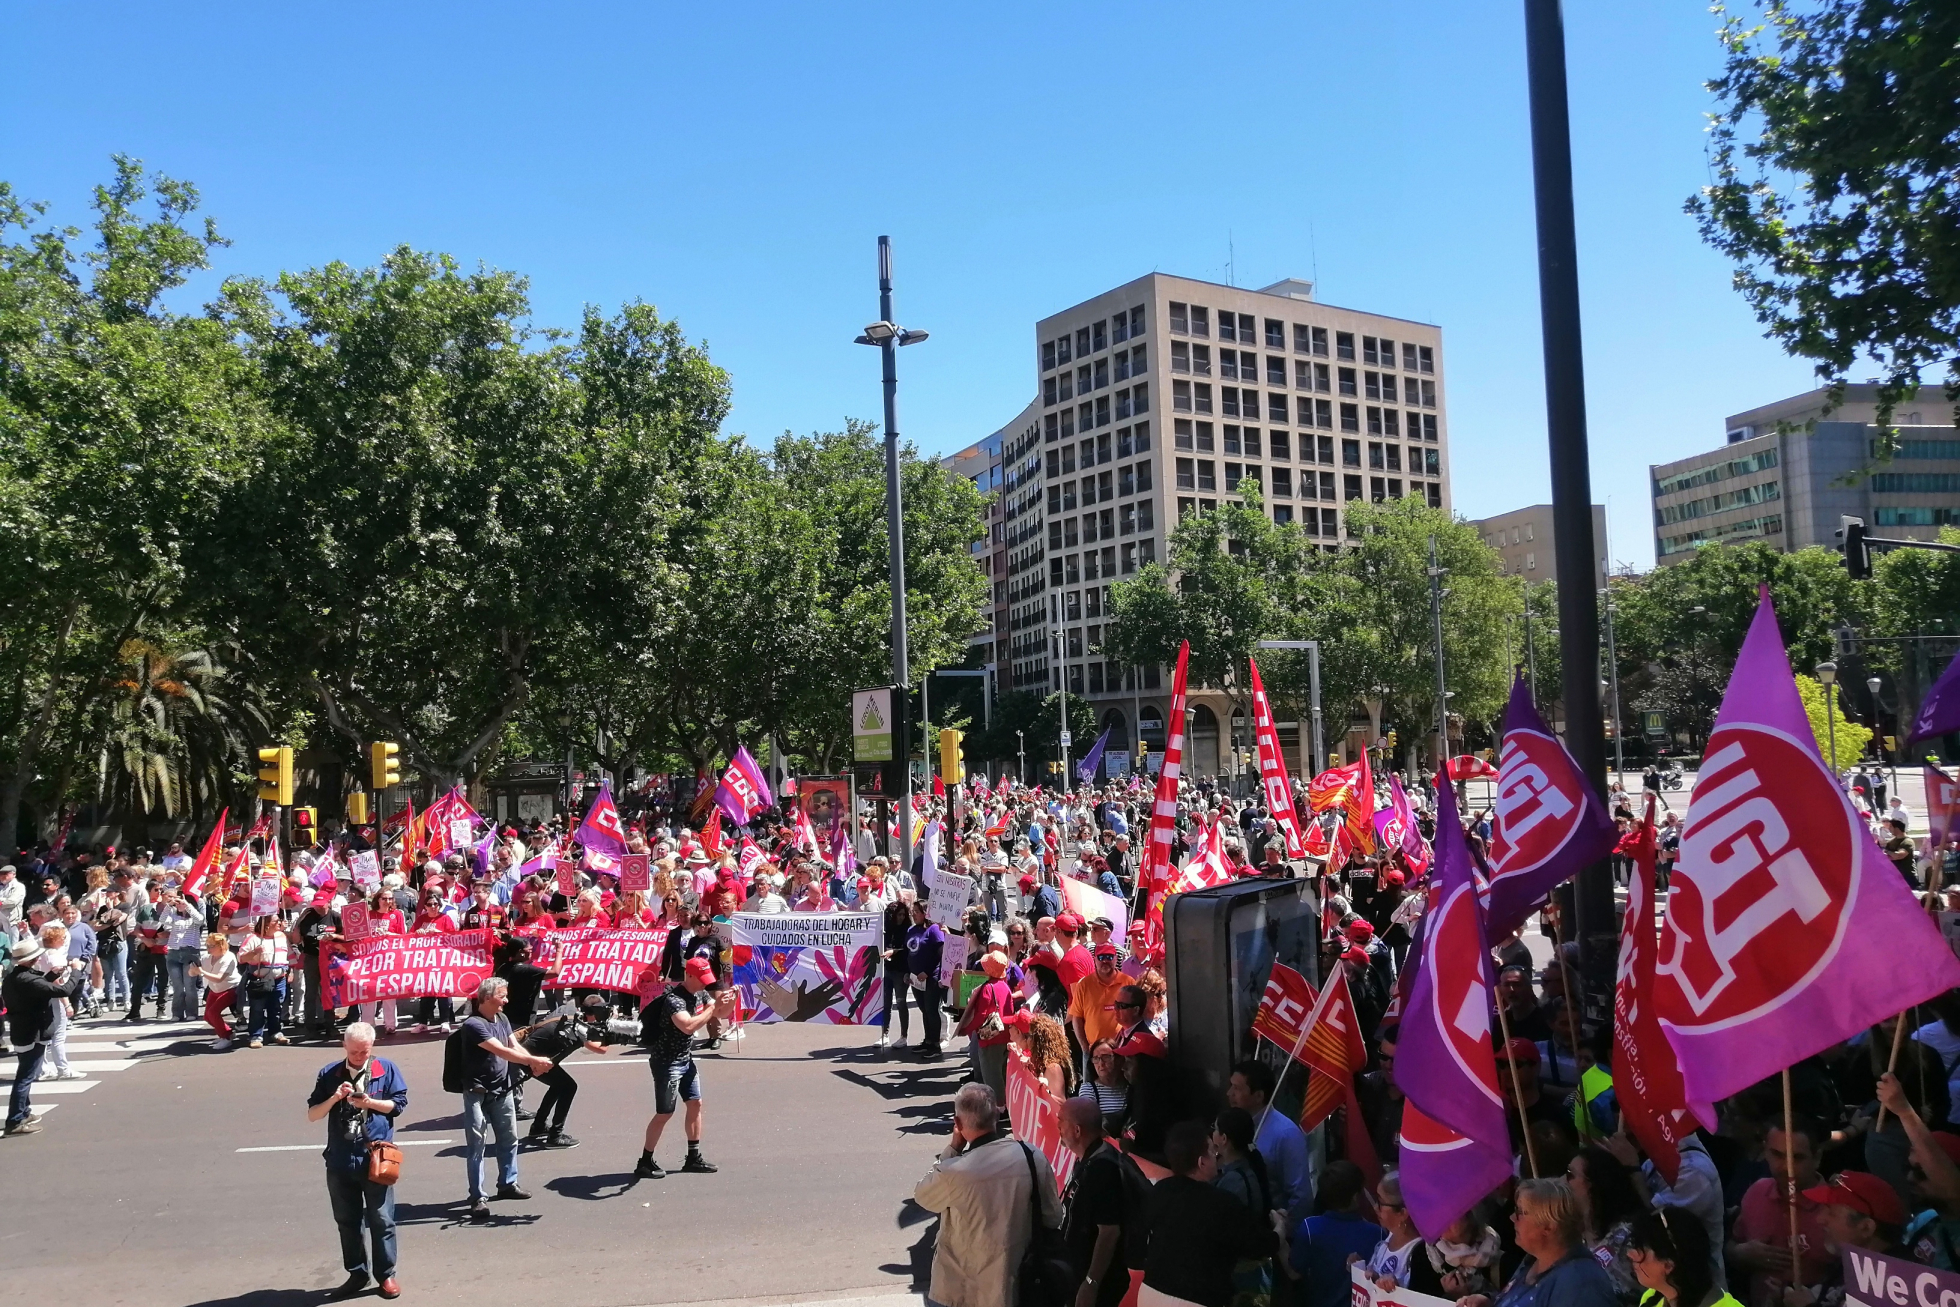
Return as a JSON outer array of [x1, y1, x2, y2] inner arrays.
[[1654, 593, 1960, 1127], [1395, 777, 1515, 1239], [1485, 677, 1617, 942], [1912, 647, 1960, 743]]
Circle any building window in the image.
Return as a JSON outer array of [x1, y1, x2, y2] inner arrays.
[[1265, 392, 1286, 423], [1119, 464, 1135, 496], [1339, 367, 1357, 397], [1293, 323, 1313, 352], [1063, 516, 1080, 546], [1224, 425, 1241, 455], [1401, 342, 1418, 371], [1273, 468, 1293, 497], [1044, 377, 1057, 406], [1195, 421, 1214, 452], [1045, 413, 1058, 442], [1175, 419, 1194, 450], [1131, 345, 1147, 375], [1060, 409, 1074, 438], [1194, 383, 1213, 414], [1315, 399, 1333, 429], [1115, 389, 1131, 420], [1132, 383, 1148, 413], [1176, 457, 1195, 489], [1417, 345, 1433, 374], [1121, 542, 1136, 573], [1092, 319, 1107, 353], [1043, 341, 1057, 372], [1058, 371, 1072, 402], [1095, 396, 1110, 427], [1386, 445, 1402, 472], [1140, 538, 1157, 566], [1426, 482, 1441, 508], [1130, 306, 1145, 338], [1114, 351, 1131, 383], [1421, 379, 1437, 407], [1274, 505, 1293, 525], [1075, 328, 1090, 358], [1119, 502, 1135, 533], [1342, 439, 1362, 467], [1191, 344, 1210, 375], [1271, 430, 1291, 460], [1190, 306, 1209, 337], [1265, 318, 1285, 348], [1057, 334, 1072, 365], [1336, 331, 1355, 360], [1383, 409, 1400, 437], [1362, 337, 1379, 366], [1371, 476, 1386, 501], [1068, 664, 1084, 695], [1364, 371, 1381, 401], [1225, 460, 1243, 488], [1368, 441, 1385, 469], [1244, 427, 1262, 457], [1381, 373, 1399, 403], [1112, 312, 1129, 345], [1138, 499, 1154, 530], [1344, 474, 1363, 500], [1170, 302, 1189, 334], [1135, 422, 1151, 452], [1218, 312, 1236, 342], [1367, 407, 1383, 435], [1221, 388, 1240, 418], [1197, 460, 1216, 491], [1173, 381, 1192, 413], [1340, 403, 1359, 433]]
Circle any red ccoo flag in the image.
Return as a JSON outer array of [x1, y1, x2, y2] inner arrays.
[[180, 809, 229, 899]]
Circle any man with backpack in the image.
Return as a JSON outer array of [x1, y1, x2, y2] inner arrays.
[[634, 955, 736, 1180], [445, 977, 553, 1222]]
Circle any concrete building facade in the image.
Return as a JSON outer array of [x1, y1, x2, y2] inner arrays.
[[1472, 503, 1608, 591], [1651, 385, 1960, 565], [975, 272, 1451, 779]]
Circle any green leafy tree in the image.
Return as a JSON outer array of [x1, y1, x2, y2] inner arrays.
[[1864, 526, 1960, 730], [0, 159, 271, 843], [1795, 671, 1874, 766], [1691, 0, 1960, 434]]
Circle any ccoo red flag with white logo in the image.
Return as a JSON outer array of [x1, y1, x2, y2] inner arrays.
[[1485, 677, 1617, 941], [1655, 593, 1960, 1125], [1248, 656, 1309, 858], [1612, 794, 1691, 1184]]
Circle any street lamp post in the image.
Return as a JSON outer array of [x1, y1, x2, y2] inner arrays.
[[1601, 587, 1624, 782], [1816, 660, 1839, 777], [855, 235, 929, 867], [1016, 730, 1026, 784]]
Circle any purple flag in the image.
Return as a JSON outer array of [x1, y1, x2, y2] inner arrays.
[[1655, 594, 1960, 1127], [1395, 778, 1515, 1239], [576, 782, 628, 863], [714, 745, 774, 826], [1912, 647, 1960, 743], [473, 827, 498, 878], [1485, 677, 1617, 940]]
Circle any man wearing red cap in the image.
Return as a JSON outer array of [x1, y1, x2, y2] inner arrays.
[[635, 955, 736, 1181], [1780, 1172, 1911, 1307]]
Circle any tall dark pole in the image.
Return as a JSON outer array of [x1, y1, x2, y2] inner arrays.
[[1525, 0, 1614, 1018], [878, 236, 914, 870]]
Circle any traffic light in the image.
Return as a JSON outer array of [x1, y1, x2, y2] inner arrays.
[[345, 791, 369, 825], [1838, 515, 1871, 580], [256, 745, 294, 806], [939, 728, 966, 784], [370, 741, 401, 791], [292, 806, 317, 847], [1384, 729, 1398, 753]]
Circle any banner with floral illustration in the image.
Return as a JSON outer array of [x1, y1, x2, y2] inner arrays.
[[728, 912, 884, 1024]]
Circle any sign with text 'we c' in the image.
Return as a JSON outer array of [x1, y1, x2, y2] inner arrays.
[[1842, 1247, 1960, 1307]]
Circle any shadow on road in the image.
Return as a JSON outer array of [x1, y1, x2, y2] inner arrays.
[[184, 1291, 332, 1306], [545, 1171, 643, 1202], [401, 1113, 464, 1131], [881, 1201, 938, 1293]]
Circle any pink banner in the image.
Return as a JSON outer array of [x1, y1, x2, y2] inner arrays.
[[1003, 1051, 1075, 1192], [324, 929, 496, 1006], [541, 926, 666, 997]]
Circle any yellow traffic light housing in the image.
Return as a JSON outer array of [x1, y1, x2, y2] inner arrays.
[[938, 728, 965, 784], [370, 741, 401, 791], [292, 806, 318, 847], [345, 792, 369, 825], [256, 746, 294, 806]]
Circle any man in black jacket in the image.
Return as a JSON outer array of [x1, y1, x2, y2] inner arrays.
[[5, 935, 88, 1135], [1142, 1119, 1278, 1307]]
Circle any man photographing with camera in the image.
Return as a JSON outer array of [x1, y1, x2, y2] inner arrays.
[[517, 993, 619, 1150], [635, 955, 736, 1180], [306, 1022, 407, 1301]]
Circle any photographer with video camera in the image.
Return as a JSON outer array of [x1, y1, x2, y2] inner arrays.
[[515, 993, 620, 1150]]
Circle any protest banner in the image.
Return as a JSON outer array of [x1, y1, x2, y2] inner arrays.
[[324, 929, 496, 1006], [1059, 875, 1129, 943], [1350, 1264, 1456, 1307], [543, 926, 665, 998], [340, 902, 372, 939], [350, 850, 381, 890], [556, 862, 576, 896], [1841, 1246, 1960, 1307], [1004, 1051, 1075, 1192], [729, 912, 883, 1024], [250, 876, 282, 917], [619, 854, 651, 893]]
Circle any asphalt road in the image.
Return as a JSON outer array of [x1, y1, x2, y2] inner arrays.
[[5, 1011, 956, 1307]]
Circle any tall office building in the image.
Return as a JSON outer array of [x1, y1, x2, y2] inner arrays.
[[1650, 384, 1960, 565], [985, 272, 1451, 777], [1472, 503, 1608, 590]]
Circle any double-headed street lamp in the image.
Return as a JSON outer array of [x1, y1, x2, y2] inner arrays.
[[855, 235, 929, 865]]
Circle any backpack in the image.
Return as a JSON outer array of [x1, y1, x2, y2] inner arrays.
[[441, 1023, 470, 1094]]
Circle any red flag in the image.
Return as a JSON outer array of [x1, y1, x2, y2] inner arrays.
[[701, 809, 725, 857], [1294, 969, 1371, 1129], [398, 798, 421, 877], [932, 773, 946, 798], [180, 809, 229, 899], [1251, 961, 1319, 1046], [1308, 761, 1361, 813], [1138, 641, 1191, 937], [1446, 754, 1498, 781], [1346, 747, 1377, 856], [1248, 657, 1309, 858], [1613, 794, 1691, 1183]]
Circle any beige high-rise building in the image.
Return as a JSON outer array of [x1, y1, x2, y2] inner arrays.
[[987, 272, 1452, 778]]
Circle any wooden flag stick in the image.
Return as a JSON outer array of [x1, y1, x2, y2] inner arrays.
[[1874, 1008, 1912, 1132], [1783, 1067, 1802, 1288], [1493, 996, 1540, 1177]]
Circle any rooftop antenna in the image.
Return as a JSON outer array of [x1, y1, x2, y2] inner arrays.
[[1227, 231, 1235, 287], [1310, 220, 1319, 287]]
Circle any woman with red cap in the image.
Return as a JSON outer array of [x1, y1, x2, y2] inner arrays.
[[956, 950, 1019, 1111]]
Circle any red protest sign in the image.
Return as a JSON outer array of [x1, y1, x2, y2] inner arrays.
[[620, 854, 651, 893], [543, 926, 664, 993], [323, 929, 495, 1006], [340, 902, 373, 939], [1003, 1051, 1074, 1192]]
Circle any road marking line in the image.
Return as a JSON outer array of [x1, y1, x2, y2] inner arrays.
[[22, 1081, 98, 1095], [237, 1138, 454, 1153], [0, 1061, 133, 1078]]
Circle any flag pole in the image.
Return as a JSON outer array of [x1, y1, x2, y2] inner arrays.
[[1492, 997, 1541, 1177], [1875, 1009, 1911, 1133], [1783, 1067, 1801, 1287]]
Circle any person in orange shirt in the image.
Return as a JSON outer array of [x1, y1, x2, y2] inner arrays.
[[1068, 944, 1130, 1077]]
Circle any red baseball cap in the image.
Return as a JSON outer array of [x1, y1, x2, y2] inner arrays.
[[311, 889, 334, 908], [1345, 920, 1375, 941], [1055, 913, 1081, 933], [1500, 1037, 1541, 1066], [684, 957, 716, 985], [1111, 1030, 1167, 1060], [1092, 944, 1119, 960], [1004, 1010, 1033, 1033], [1383, 870, 1406, 886], [1803, 1172, 1907, 1227], [1341, 945, 1371, 965]]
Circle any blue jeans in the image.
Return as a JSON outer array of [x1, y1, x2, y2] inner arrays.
[[249, 980, 287, 1040], [100, 943, 129, 1007], [462, 1089, 519, 1201], [326, 1166, 398, 1278], [166, 948, 201, 1020], [8, 1044, 46, 1128]]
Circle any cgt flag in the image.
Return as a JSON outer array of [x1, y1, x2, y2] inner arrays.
[[1485, 677, 1617, 942], [1248, 657, 1310, 858], [1395, 777, 1514, 1239], [1655, 593, 1960, 1125], [1612, 794, 1692, 1184]]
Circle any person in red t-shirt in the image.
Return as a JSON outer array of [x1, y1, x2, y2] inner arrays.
[[956, 950, 1019, 1111], [1729, 1118, 1833, 1306], [1052, 914, 1094, 990]]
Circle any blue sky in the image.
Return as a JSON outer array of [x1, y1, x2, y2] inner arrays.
[[1, 2, 1818, 570]]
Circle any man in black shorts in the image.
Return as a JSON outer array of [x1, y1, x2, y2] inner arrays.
[[635, 955, 735, 1180]]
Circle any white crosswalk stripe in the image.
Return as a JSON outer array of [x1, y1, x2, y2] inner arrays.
[[4, 1013, 214, 1128]]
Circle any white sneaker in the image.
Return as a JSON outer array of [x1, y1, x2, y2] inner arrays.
[[893, 1036, 909, 1048], [210, 1038, 230, 1051], [58, 1068, 85, 1080]]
